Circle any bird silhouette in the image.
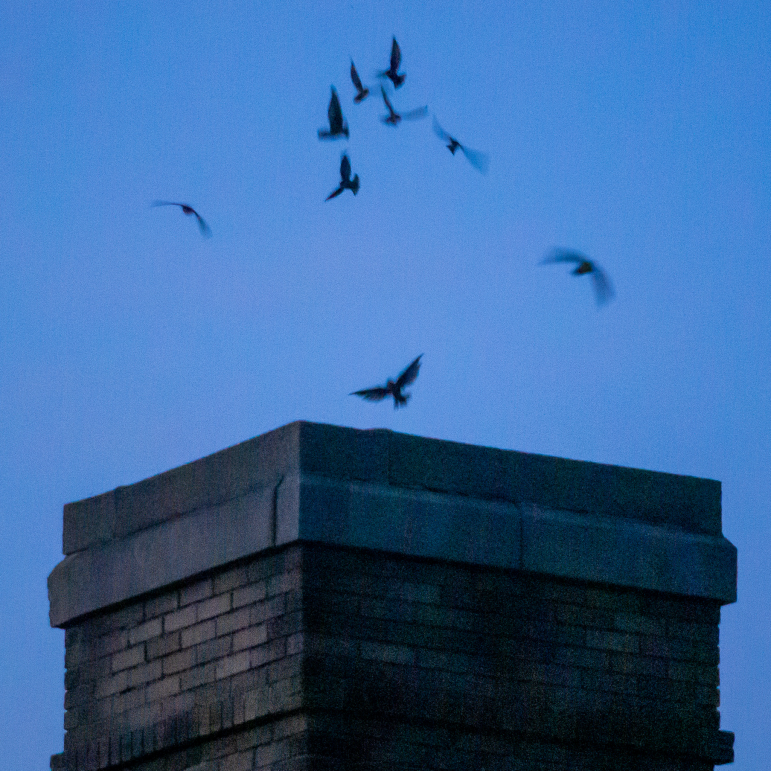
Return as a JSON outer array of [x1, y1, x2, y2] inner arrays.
[[432, 117, 490, 174], [378, 37, 406, 88], [325, 153, 360, 201], [541, 250, 615, 306], [350, 354, 423, 408], [318, 87, 349, 139], [151, 201, 212, 237], [350, 61, 370, 103], [380, 86, 428, 126]]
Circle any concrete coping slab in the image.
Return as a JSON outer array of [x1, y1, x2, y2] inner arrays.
[[48, 422, 736, 627]]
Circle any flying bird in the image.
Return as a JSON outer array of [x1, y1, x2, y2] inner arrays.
[[541, 250, 615, 306], [432, 117, 490, 174], [318, 87, 349, 139], [380, 86, 428, 126], [350, 61, 370, 103], [378, 37, 405, 88], [350, 354, 423, 408], [151, 201, 212, 237], [325, 153, 360, 201]]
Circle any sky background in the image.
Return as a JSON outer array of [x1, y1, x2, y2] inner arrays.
[[1, 2, 769, 768]]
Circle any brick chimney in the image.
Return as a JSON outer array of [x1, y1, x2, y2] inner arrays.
[[49, 421, 736, 770]]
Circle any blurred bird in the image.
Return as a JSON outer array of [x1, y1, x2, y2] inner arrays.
[[318, 87, 349, 139], [350, 354, 423, 408], [380, 86, 428, 126], [151, 201, 212, 237], [432, 117, 490, 174], [378, 37, 405, 88], [350, 61, 370, 103], [541, 250, 615, 306], [325, 153, 360, 200]]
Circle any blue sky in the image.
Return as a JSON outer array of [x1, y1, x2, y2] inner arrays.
[[1, 2, 769, 768]]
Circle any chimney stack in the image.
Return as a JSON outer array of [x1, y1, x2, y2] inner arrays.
[[49, 421, 736, 770]]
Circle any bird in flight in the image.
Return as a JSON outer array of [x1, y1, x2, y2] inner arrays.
[[318, 87, 349, 139], [541, 250, 615, 306], [378, 37, 406, 88], [380, 86, 428, 126], [350, 354, 423, 408], [432, 117, 490, 174], [151, 201, 212, 237], [350, 61, 370, 103], [325, 153, 360, 201]]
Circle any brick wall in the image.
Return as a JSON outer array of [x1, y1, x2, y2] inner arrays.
[[58, 546, 305, 770], [56, 542, 729, 770]]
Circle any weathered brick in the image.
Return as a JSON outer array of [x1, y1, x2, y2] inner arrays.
[[233, 624, 268, 652], [216, 651, 250, 679], [180, 577, 213, 607], [360, 641, 415, 665], [146, 631, 181, 660], [182, 620, 216, 649], [250, 596, 286, 625], [163, 648, 195, 676], [164, 604, 197, 633], [198, 593, 232, 621], [112, 643, 145, 672], [233, 581, 267, 609], [198, 635, 233, 664], [128, 659, 162, 687], [128, 618, 162, 646], [214, 564, 249, 594], [144, 593, 178, 619], [586, 630, 639, 654], [145, 675, 181, 702], [180, 661, 218, 691], [95, 669, 128, 698], [250, 638, 286, 668], [267, 570, 302, 597], [216, 607, 251, 636]]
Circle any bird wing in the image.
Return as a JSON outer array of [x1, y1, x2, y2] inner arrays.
[[340, 154, 352, 182], [351, 387, 389, 401], [460, 146, 490, 174], [541, 249, 587, 265], [390, 38, 401, 72], [590, 266, 615, 305], [395, 354, 423, 389], [151, 200, 183, 208], [350, 61, 364, 91], [328, 87, 343, 130], [401, 106, 429, 120], [325, 186, 344, 201], [432, 117, 452, 142], [195, 214, 212, 237]]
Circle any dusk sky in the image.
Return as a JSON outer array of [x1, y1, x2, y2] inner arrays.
[[1, 3, 769, 768]]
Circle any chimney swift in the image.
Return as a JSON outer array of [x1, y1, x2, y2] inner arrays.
[[378, 37, 406, 88], [541, 249, 615, 306], [432, 117, 490, 174], [350, 61, 370, 103], [325, 153, 360, 200], [380, 86, 428, 126], [151, 201, 212, 237], [318, 87, 349, 139], [350, 354, 423, 408]]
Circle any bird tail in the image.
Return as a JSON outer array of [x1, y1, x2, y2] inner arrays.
[[393, 393, 410, 409], [351, 175, 360, 195]]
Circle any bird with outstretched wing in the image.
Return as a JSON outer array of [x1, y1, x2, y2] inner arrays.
[[350, 354, 423, 408], [541, 249, 615, 306], [151, 201, 212, 237]]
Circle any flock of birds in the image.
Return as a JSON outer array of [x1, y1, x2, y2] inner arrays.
[[150, 37, 616, 411], [318, 37, 490, 203]]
